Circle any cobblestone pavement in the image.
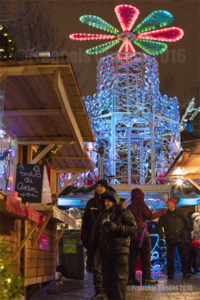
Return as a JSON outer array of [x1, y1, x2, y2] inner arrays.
[[30, 271, 200, 300]]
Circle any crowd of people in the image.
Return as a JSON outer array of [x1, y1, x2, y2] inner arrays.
[[81, 179, 199, 300]]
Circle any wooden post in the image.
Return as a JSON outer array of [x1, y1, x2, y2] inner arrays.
[[12, 222, 38, 261], [56, 224, 68, 244], [27, 145, 33, 163], [31, 144, 55, 164], [58, 172, 79, 196], [32, 211, 53, 246], [50, 169, 57, 194], [187, 177, 200, 192]]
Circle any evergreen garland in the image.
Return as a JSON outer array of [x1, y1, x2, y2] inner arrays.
[[0, 238, 24, 299], [37, 145, 58, 165], [59, 184, 96, 196]]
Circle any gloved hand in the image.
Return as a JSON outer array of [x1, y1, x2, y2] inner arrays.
[[103, 221, 117, 232]]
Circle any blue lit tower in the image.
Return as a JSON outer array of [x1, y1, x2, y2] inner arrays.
[[70, 4, 184, 184], [84, 52, 180, 184]]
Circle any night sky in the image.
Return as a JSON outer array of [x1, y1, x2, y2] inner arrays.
[[2, 0, 200, 112], [55, 0, 200, 109]]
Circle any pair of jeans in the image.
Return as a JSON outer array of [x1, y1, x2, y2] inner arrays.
[[129, 236, 151, 281]]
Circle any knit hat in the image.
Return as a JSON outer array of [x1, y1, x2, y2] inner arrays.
[[120, 198, 126, 203], [96, 179, 108, 189], [102, 192, 117, 203], [167, 198, 177, 205]]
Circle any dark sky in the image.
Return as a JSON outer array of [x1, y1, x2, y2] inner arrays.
[[2, 0, 200, 110], [51, 0, 200, 111]]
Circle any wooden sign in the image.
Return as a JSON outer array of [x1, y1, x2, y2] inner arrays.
[[15, 164, 44, 203]]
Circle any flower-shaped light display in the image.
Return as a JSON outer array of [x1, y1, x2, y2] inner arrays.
[[69, 4, 184, 55]]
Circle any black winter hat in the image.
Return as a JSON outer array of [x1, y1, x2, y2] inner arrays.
[[102, 192, 118, 203], [96, 179, 108, 189]]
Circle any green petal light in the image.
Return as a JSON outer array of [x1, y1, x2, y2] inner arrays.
[[133, 39, 168, 55], [86, 39, 121, 55], [80, 15, 120, 34], [133, 10, 174, 34]]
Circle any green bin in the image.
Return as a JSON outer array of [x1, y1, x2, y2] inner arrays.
[[59, 229, 84, 280]]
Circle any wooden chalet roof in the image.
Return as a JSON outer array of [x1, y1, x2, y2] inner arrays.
[[166, 140, 200, 191], [0, 57, 95, 172]]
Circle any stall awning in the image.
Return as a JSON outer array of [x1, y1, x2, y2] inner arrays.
[[0, 57, 95, 172], [166, 140, 200, 191]]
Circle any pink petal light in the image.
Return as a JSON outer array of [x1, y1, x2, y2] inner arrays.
[[69, 33, 117, 41], [136, 27, 184, 42], [114, 4, 140, 32]]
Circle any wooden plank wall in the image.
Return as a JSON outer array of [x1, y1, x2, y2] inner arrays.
[[0, 212, 21, 273], [23, 219, 57, 286]]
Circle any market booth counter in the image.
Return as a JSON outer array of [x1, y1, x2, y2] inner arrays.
[[0, 191, 77, 288], [23, 203, 77, 286]]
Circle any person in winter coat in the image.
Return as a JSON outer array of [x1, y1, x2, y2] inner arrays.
[[157, 198, 191, 279], [98, 192, 137, 300], [127, 188, 166, 285], [81, 179, 110, 300], [188, 211, 200, 273]]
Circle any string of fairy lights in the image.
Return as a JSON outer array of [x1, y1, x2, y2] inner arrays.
[[0, 24, 17, 60], [69, 5, 184, 56]]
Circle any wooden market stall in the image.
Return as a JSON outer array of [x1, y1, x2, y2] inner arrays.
[[0, 56, 95, 287], [166, 140, 200, 192]]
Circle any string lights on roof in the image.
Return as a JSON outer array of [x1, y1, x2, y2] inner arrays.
[[69, 4, 184, 56]]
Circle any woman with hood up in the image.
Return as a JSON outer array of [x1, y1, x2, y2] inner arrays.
[[98, 191, 137, 300], [127, 188, 166, 286]]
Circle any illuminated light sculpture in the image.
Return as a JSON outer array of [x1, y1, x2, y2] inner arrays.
[[180, 97, 200, 132], [69, 4, 183, 184], [83, 52, 180, 184], [69, 4, 184, 56]]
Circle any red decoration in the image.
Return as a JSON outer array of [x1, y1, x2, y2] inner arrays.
[[5, 195, 44, 226], [114, 4, 140, 32], [69, 33, 117, 41], [136, 27, 184, 42], [191, 240, 200, 248]]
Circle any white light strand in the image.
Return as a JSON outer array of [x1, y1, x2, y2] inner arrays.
[[180, 97, 200, 131]]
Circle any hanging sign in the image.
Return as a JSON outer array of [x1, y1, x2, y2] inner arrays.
[[15, 164, 44, 203]]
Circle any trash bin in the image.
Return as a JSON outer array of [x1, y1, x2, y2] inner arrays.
[[59, 229, 84, 280]]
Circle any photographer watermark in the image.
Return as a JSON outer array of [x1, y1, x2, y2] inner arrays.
[[127, 284, 193, 292], [159, 48, 186, 64]]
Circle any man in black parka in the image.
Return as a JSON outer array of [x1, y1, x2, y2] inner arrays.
[[98, 192, 137, 300], [157, 198, 191, 279], [81, 179, 109, 300]]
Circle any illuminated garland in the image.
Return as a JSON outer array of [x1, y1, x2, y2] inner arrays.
[[0, 25, 17, 60], [69, 4, 184, 55]]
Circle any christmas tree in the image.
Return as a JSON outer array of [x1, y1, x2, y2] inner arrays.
[[0, 238, 24, 299], [0, 24, 17, 60]]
